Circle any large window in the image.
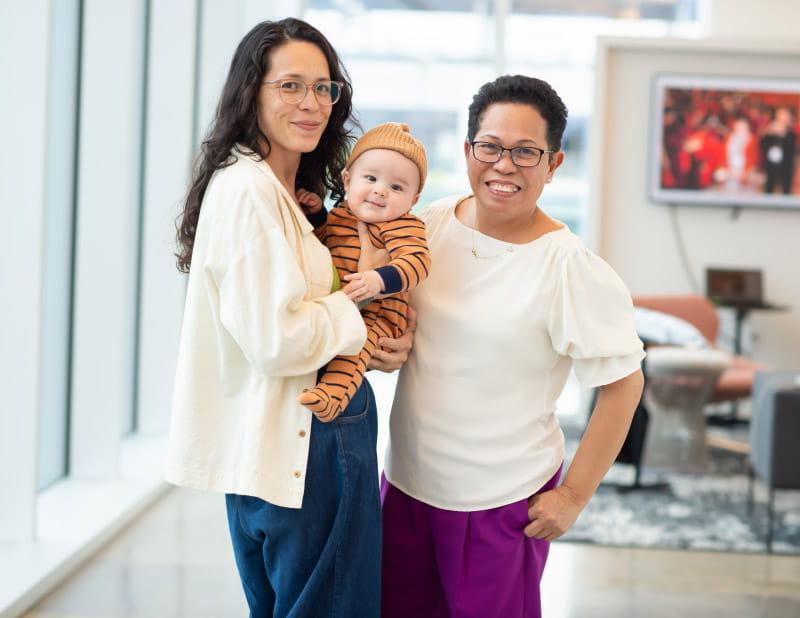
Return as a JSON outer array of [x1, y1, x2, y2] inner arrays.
[[305, 0, 500, 208], [37, 0, 81, 490], [305, 0, 700, 235]]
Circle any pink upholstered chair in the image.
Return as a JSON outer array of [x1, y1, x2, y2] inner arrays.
[[633, 294, 767, 406]]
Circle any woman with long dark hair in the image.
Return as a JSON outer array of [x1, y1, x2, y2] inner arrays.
[[165, 18, 381, 616]]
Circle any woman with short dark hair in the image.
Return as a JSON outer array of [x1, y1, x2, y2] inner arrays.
[[379, 75, 646, 618]]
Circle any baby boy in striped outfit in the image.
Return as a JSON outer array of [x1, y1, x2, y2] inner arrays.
[[297, 122, 431, 422]]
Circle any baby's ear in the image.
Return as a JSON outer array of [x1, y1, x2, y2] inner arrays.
[[342, 169, 351, 191], [411, 193, 421, 206]]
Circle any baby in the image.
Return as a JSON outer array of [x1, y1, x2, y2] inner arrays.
[[297, 122, 431, 422]]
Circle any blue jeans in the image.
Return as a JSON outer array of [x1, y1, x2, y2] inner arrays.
[[225, 378, 381, 618]]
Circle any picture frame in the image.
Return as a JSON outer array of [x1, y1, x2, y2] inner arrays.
[[649, 74, 800, 209]]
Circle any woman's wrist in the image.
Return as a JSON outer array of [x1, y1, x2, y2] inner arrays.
[[557, 480, 592, 508]]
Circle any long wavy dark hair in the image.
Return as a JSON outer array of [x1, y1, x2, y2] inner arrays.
[[176, 18, 357, 272]]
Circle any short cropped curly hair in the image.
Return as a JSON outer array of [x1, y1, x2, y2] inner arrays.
[[467, 75, 568, 152]]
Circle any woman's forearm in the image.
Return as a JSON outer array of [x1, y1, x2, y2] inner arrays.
[[560, 369, 644, 505]]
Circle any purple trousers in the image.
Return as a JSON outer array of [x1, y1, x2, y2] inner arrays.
[[380, 468, 561, 618]]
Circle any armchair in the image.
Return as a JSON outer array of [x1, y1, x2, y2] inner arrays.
[[748, 371, 800, 551]]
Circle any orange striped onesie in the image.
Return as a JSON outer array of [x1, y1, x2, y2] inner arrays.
[[300, 204, 430, 421]]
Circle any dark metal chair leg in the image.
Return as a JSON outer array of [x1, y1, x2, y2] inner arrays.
[[766, 487, 775, 553], [707, 399, 749, 427], [728, 400, 739, 422]]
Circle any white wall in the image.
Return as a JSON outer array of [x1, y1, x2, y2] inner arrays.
[[707, 0, 800, 39], [590, 38, 800, 370], [0, 0, 51, 541]]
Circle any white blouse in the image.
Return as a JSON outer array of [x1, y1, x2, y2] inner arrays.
[[165, 148, 366, 508], [384, 196, 645, 511]]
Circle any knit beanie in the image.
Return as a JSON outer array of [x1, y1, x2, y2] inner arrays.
[[346, 122, 427, 192]]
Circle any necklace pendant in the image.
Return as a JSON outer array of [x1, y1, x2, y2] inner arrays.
[[471, 248, 478, 258]]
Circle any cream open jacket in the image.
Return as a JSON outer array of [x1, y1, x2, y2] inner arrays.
[[164, 147, 367, 508]]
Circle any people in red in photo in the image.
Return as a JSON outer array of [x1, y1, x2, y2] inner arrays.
[[661, 88, 800, 195], [660, 104, 688, 188], [677, 120, 724, 189]]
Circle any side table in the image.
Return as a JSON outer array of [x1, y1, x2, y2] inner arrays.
[[642, 347, 731, 474]]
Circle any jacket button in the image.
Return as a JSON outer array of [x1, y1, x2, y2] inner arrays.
[[299, 430, 307, 438], [294, 471, 302, 479]]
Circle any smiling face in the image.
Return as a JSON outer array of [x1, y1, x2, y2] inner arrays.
[[465, 102, 564, 224], [257, 40, 332, 160], [344, 149, 421, 223]]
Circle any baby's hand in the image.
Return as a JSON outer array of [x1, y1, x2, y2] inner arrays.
[[296, 188, 324, 214], [342, 270, 384, 303]]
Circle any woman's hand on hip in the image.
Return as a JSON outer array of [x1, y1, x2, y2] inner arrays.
[[523, 485, 587, 542], [367, 307, 416, 373], [356, 220, 390, 273]]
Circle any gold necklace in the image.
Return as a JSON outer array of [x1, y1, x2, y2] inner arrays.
[[471, 228, 515, 259], [468, 204, 536, 259]]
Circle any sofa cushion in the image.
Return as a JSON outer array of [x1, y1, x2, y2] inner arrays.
[[709, 358, 767, 401], [634, 307, 711, 348], [633, 295, 719, 344]]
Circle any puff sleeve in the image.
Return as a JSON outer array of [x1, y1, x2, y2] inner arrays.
[[548, 248, 645, 388]]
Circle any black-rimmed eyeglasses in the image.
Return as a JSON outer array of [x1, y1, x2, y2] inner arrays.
[[469, 141, 554, 168], [263, 78, 344, 106]]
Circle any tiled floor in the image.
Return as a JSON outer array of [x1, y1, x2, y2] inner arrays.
[[23, 486, 800, 618], [21, 373, 800, 617], [24, 487, 246, 618]]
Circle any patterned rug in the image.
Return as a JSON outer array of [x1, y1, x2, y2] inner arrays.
[[559, 427, 800, 555]]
